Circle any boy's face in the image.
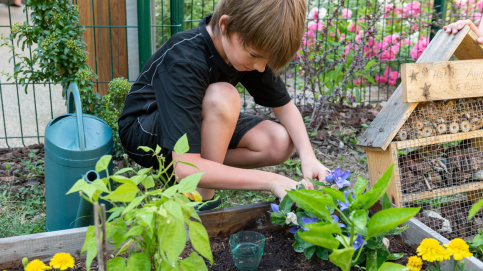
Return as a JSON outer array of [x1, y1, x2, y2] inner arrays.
[[221, 32, 269, 73]]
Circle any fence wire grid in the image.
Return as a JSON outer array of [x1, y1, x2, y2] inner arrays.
[[0, 0, 481, 148]]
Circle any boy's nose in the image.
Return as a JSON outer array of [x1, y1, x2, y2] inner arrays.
[[254, 60, 267, 73]]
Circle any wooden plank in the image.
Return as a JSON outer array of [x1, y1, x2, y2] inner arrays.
[[75, 0, 128, 95], [453, 30, 483, 60], [0, 202, 275, 268], [402, 59, 483, 102], [365, 143, 401, 205], [357, 27, 472, 151], [395, 129, 483, 150], [401, 181, 483, 202]]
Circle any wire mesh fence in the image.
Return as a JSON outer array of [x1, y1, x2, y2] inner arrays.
[[393, 99, 483, 239], [0, 0, 481, 148]]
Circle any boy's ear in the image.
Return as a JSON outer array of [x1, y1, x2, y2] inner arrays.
[[219, 15, 230, 35]]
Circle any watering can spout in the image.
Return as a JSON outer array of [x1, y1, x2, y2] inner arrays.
[[74, 170, 100, 228]]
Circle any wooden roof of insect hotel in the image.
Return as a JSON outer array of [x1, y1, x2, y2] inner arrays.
[[357, 26, 483, 151]]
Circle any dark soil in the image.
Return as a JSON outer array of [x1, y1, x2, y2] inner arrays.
[[179, 229, 415, 271]]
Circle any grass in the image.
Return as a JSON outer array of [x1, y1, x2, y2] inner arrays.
[[0, 182, 46, 238]]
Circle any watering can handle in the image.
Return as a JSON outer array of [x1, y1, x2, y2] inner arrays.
[[66, 83, 86, 151]]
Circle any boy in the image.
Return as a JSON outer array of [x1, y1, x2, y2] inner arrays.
[[119, 0, 329, 207]]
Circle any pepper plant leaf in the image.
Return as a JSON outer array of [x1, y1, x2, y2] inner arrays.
[[95, 155, 111, 173], [173, 134, 189, 155], [178, 172, 204, 193], [103, 183, 139, 202], [126, 252, 151, 271], [188, 220, 213, 263]]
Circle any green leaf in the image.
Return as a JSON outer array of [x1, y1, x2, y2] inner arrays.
[[103, 183, 139, 202], [178, 172, 204, 193], [137, 146, 153, 153], [321, 187, 345, 202], [137, 167, 151, 176], [174, 134, 189, 155], [367, 207, 420, 239], [352, 209, 368, 230], [354, 176, 368, 196], [66, 178, 89, 195], [469, 199, 483, 220], [180, 252, 208, 271], [142, 175, 155, 189], [162, 185, 179, 197], [377, 262, 408, 271], [358, 165, 394, 210], [158, 218, 186, 266], [329, 247, 355, 271], [124, 225, 144, 239], [286, 190, 333, 221], [81, 226, 97, 270], [189, 221, 213, 263], [279, 196, 294, 213], [382, 193, 392, 210], [110, 175, 135, 185], [114, 167, 134, 175], [125, 252, 151, 271], [122, 195, 145, 215], [107, 257, 125, 271], [366, 249, 378, 271], [387, 253, 404, 261], [299, 222, 340, 250], [90, 179, 109, 193], [95, 155, 112, 173]]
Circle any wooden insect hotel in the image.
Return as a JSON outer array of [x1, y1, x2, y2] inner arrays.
[[357, 26, 483, 239]]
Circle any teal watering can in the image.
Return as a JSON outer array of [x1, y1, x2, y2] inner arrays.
[[44, 83, 113, 231]]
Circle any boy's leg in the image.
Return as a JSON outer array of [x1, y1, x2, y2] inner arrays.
[[198, 82, 241, 199], [224, 119, 294, 169]]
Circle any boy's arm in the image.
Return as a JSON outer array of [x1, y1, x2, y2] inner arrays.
[[272, 101, 330, 182], [172, 152, 299, 199]]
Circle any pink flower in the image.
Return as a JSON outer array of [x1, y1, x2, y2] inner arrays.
[[376, 67, 400, 86], [342, 8, 353, 19], [348, 22, 361, 33], [385, 4, 395, 14], [477, 0, 483, 12], [403, 1, 421, 17], [309, 7, 319, 19], [472, 12, 482, 21], [307, 21, 324, 32], [410, 36, 430, 60]]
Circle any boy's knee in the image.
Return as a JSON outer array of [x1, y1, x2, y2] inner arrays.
[[203, 83, 241, 117]]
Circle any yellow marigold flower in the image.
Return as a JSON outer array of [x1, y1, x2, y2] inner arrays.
[[416, 238, 450, 262], [25, 259, 51, 271], [49, 253, 75, 270], [406, 255, 422, 271], [444, 238, 473, 261]]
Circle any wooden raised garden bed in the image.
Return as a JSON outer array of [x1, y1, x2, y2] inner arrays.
[[1, 202, 482, 270]]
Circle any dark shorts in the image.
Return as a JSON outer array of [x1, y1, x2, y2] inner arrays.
[[118, 112, 264, 169]]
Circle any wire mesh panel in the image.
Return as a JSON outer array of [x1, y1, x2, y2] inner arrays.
[[393, 99, 483, 239]]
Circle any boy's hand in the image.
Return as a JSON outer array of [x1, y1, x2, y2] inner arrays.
[[269, 177, 298, 199], [301, 157, 330, 185], [443, 19, 483, 44]]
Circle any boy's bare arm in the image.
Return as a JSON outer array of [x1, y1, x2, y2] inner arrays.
[[443, 19, 483, 44], [272, 102, 330, 183], [172, 152, 298, 198]]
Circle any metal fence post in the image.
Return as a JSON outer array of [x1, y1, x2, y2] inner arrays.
[[170, 0, 184, 35], [431, 0, 447, 39], [137, 0, 152, 71]]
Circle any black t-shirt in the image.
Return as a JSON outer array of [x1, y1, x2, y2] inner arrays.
[[120, 15, 291, 153]]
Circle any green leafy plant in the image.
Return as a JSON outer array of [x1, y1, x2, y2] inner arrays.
[[67, 134, 213, 270], [271, 165, 420, 271], [1, 0, 95, 93]]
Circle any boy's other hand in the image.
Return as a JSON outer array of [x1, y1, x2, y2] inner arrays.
[[443, 19, 483, 44]]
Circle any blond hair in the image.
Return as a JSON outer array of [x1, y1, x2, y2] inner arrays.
[[210, 0, 307, 72]]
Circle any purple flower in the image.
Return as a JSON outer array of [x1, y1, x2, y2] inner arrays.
[[289, 226, 300, 234], [301, 217, 318, 231], [337, 191, 351, 211], [331, 215, 346, 228], [270, 203, 279, 213], [352, 234, 366, 251], [325, 167, 350, 188]]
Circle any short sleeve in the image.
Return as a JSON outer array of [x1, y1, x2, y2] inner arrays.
[[152, 61, 209, 153], [240, 67, 291, 107]]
